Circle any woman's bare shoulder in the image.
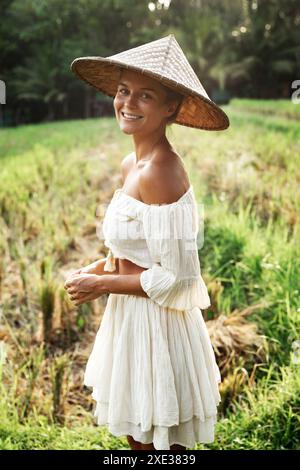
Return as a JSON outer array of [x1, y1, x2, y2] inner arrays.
[[121, 152, 135, 184], [139, 150, 190, 205]]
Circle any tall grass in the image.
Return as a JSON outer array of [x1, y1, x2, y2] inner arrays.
[[0, 98, 299, 449]]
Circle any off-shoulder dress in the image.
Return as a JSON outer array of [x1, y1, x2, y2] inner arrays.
[[84, 179, 221, 450]]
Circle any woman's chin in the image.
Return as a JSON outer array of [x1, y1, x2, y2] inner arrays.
[[119, 127, 136, 135], [118, 122, 142, 135]]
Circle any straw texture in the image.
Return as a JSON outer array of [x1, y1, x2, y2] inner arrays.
[[71, 34, 229, 131]]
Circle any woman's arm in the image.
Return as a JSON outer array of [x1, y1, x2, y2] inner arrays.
[[69, 257, 119, 277], [84, 257, 119, 276], [65, 272, 148, 307], [102, 273, 149, 298]]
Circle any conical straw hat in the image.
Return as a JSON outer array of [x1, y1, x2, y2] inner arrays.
[[71, 34, 229, 131]]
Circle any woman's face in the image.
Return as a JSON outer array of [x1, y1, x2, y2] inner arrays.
[[113, 69, 177, 135]]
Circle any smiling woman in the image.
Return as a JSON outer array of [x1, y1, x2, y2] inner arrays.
[[113, 69, 184, 139], [116, 75, 184, 126], [68, 34, 229, 451]]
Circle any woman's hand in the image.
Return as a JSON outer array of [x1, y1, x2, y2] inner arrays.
[[68, 267, 83, 278], [64, 273, 108, 306], [66, 259, 104, 281], [67, 257, 118, 278], [68, 263, 96, 278]]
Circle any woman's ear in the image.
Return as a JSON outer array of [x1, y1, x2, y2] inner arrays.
[[166, 101, 178, 116]]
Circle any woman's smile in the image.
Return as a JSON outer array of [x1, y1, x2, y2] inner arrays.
[[121, 111, 144, 121]]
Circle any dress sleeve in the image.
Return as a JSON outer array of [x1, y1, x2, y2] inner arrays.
[[139, 199, 211, 311]]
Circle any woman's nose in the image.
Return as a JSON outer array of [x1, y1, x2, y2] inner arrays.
[[124, 93, 138, 108]]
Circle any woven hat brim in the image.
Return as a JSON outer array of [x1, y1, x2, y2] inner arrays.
[[71, 57, 229, 131]]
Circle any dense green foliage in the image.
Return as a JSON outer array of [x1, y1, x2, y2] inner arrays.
[[1, 0, 300, 123]]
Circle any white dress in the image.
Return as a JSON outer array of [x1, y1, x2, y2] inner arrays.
[[84, 182, 222, 450]]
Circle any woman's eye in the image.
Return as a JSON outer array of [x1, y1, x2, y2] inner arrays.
[[117, 89, 151, 99]]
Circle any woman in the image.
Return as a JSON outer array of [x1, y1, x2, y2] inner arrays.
[[65, 34, 229, 451]]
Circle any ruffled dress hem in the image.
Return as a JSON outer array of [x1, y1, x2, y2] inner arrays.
[[87, 394, 219, 450]]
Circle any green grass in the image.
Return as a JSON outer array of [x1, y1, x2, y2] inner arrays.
[[206, 364, 300, 450], [231, 98, 300, 120], [0, 363, 298, 450], [0, 98, 299, 449]]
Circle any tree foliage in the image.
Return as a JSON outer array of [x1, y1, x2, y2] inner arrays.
[[0, 0, 299, 124]]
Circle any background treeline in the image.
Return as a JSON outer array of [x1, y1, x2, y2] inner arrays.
[[1, 0, 300, 126]]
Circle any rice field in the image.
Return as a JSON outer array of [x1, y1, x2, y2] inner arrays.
[[0, 98, 299, 450]]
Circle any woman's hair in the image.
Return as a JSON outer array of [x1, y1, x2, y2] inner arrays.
[[163, 86, 185, 126]]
